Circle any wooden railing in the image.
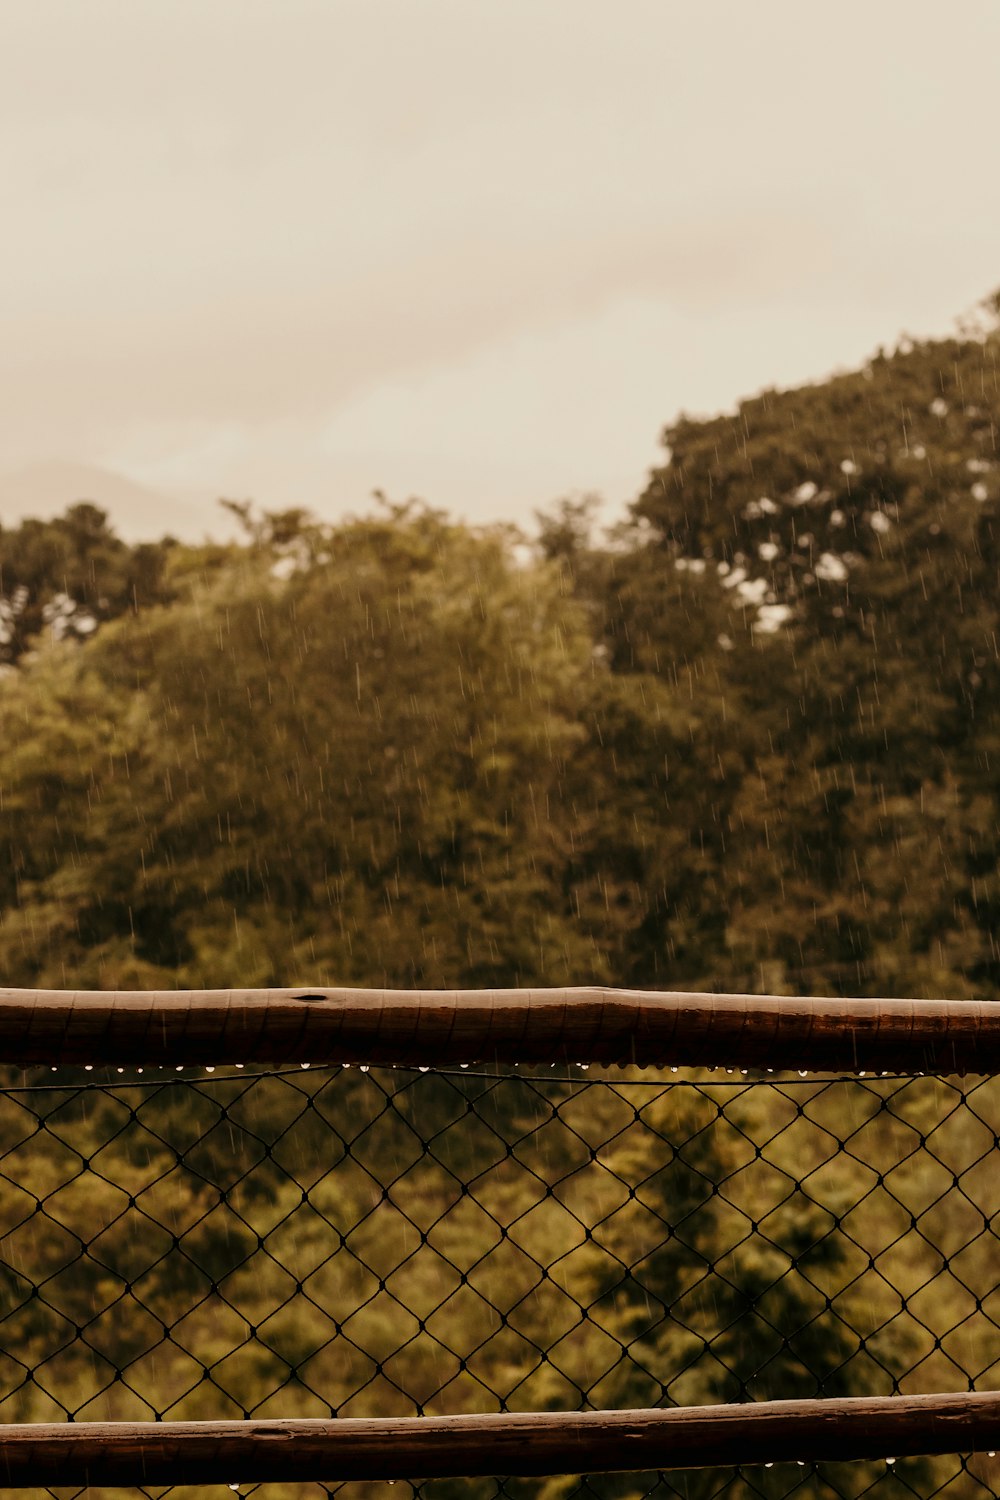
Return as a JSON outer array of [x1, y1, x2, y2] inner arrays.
[[0, 1394, 998, 1487], [0, 984, 995, 1490], [0, 984, 994, 1071]]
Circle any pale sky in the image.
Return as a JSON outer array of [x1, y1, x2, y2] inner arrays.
[[2, 2, 999, 538]]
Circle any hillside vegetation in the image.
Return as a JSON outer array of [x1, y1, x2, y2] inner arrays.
[[2, 314, 999, 1003]]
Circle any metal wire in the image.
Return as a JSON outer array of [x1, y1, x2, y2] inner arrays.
[[0, 1064, 995, 1498]]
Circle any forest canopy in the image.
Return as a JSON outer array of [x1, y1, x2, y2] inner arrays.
[[1, 311, 999, 1003]]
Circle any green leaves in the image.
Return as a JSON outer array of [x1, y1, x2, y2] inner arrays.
[[0, 503, 174, 664], [4, 315, 1000, 1006], [0, 510, 606, 988]]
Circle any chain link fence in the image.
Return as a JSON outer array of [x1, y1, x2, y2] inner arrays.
[[0, 1059, 998, 1498]]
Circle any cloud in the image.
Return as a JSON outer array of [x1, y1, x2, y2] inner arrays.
[[1, 0, 999, 514]]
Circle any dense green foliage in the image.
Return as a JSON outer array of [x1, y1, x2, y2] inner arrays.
[[2, 306, 1000, 1493], [7, 321, 999, 1002], [9, 328, 1000, 1008], [0, 502, 174, 666]]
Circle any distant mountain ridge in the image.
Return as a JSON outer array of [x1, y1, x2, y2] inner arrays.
[[0, 461, 228, 542]]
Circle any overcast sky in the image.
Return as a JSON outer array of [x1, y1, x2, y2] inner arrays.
[[2, 2, 999, 535]]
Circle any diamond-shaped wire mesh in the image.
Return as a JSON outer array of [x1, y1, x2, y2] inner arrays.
[[0, 1063, 997, 1498]]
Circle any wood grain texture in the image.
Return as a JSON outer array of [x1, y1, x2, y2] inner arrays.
[[0, 985, 992, 1070], [0, 1395, 997, 1485]]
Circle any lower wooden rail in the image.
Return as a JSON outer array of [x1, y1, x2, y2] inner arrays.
[[0, 1395, 998, 1486]]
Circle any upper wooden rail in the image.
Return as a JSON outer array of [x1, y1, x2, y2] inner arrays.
[[0, 1395, 996, 1485], [0, 986, 994, 1070]]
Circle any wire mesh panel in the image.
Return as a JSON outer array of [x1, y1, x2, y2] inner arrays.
[[0, 1062, 997, 1497]]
